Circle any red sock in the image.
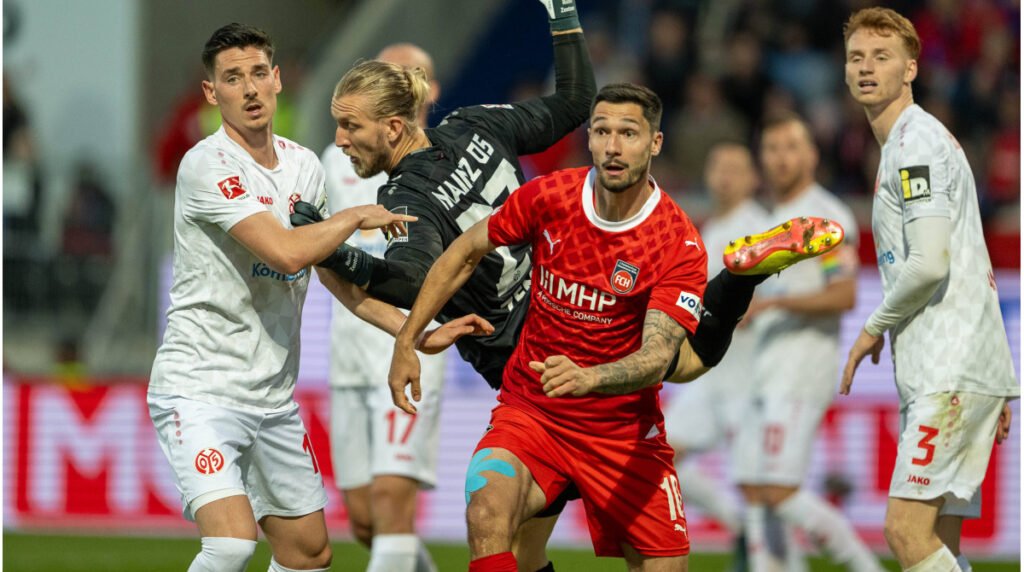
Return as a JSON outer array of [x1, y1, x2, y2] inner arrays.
[[468, 551, 518, 572]]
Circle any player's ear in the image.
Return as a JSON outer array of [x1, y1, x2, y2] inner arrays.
[[650, 131, 664, 157], [272, 65, 282, 94], [385, 116, 406, 143], [905, 58, 918, 84], [202, 80, 217, 106]]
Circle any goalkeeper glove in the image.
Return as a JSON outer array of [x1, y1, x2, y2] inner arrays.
[[538, 0, 580, 33], [290, 200, 374, 287]]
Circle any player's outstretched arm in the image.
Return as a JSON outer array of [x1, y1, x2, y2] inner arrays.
[[490, 0, 594, 156], [532, 309, 687, 398], [389, 218, 498, 413], [841, 216, 950, 395], [317, 267, 494, 354], [664, 338, 709, 383], [231, 205, 414, 275]]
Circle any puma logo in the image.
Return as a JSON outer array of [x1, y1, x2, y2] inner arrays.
[[684, 240, 700, 250], [543, 229, 562, 255], [674, 523, 687, 534]]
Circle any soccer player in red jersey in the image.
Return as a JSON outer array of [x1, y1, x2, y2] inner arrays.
[[392, 83, 706, 571]]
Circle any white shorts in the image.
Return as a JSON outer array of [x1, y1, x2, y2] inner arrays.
[[890, 392, 1005, 519], [732, 393, 830, 486], [148, 393, 328, 521], [330, 380, 442, 490], [663, 379, 745, 453]]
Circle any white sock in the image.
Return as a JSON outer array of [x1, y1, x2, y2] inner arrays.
[[746, 504, 785, 572], [782, 521, 807, 572], [955, 553, 972, 572], [775, 490, 881, 572], [188, 537, 256, 572], [268, 557, 329, 572], [368, 533, 419, 572], [905, 545, 959, 572], [415, 539, 438, 572], [677, 462, 742, 534]]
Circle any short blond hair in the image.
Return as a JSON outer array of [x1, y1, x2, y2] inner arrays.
[[844, 7, 921, 60], [333, 60, 430, 127]]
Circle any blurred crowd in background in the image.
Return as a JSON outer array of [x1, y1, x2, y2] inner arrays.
[[2, 0, 1020, 375]]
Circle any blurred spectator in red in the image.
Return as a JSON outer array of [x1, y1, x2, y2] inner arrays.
[[985, 87, 1020, 207], [152, 79, 219, 184]]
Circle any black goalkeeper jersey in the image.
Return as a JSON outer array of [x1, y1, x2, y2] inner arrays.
[[378, 102, 563, 386], [360, 32, 594, 388]]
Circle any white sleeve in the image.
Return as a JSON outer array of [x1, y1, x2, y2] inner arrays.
[[178, 153, 265, 232], [864, 215, 951, 336], [895, 129, 952, 223]]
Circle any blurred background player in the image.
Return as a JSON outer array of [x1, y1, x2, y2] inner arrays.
[[147, 23, 416, 572], [319, 43, 446, 572], [733, 113, 881, 572], [840, 8, 1019, 572], [663, 141, 769, 569]]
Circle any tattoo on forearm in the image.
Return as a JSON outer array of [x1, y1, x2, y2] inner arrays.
[[592, 309, 686, 394]]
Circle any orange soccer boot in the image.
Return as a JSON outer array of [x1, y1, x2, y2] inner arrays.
[[722, 216, 845, 275]]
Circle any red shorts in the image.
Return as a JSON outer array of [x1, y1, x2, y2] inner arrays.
[[476, 404, 690, 558]]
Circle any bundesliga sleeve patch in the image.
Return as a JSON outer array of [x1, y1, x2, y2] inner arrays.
[[675, 291, 703, 322], [217, 176, 247, 200], [899, 165, 931, 203]]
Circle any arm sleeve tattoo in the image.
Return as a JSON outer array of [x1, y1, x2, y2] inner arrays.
[[591, 309, 687, 395]]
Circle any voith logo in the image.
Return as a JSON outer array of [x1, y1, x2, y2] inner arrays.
[[675, 291, 702, 322], [194, 448, 225, 475], [610, 260, 640, 294], [217, 176, 247, 200]]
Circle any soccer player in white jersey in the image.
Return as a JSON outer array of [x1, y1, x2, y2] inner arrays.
[[734, 113, 883, 572], [663, 142, 768, 552], [320, 43, 446, 572], [840, 8, 1018, 572], [147, 24, 420, 572]]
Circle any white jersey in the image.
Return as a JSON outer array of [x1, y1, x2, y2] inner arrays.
[[697, 199, 771, 393], [150, 128, 327, 411], [321, 145, 444, 388], [873, 105, 1018, 403], [754, 184, 859, 399]]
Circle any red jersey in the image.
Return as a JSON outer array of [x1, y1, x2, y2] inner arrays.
[[488, 167, 707, 440]]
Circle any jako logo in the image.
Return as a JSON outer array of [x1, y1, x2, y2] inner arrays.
[[907, 474, 931, 486], [675, 291, 702, 321], [252, 263, 307, 282]]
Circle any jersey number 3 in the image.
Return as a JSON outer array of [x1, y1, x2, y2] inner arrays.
[[911, 425, 939, 466]]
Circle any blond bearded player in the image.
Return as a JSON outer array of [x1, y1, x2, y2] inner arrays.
[[319, 43, 447, 572]]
